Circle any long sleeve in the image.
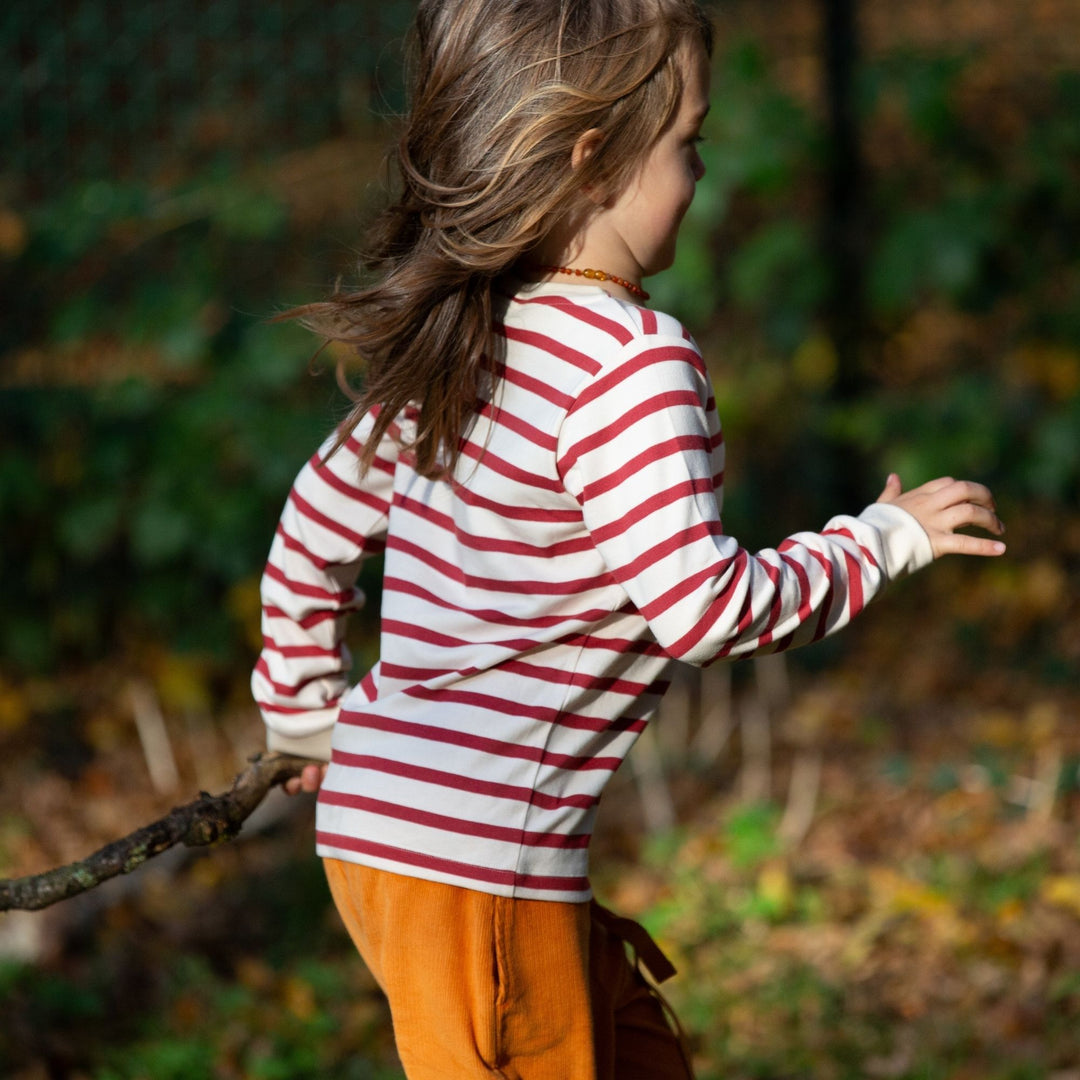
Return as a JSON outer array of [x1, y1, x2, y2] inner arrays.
[[556, 332, 934, 666], [252, 411, 398, 759]]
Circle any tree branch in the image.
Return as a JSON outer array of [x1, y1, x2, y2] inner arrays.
[[0, 752, 313, 912]]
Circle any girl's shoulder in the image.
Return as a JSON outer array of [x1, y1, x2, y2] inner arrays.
[[503, 283, 708, 406], [505, 281, 698, 358]]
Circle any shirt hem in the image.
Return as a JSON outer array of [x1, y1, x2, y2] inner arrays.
[[315, 835, 594, 903]]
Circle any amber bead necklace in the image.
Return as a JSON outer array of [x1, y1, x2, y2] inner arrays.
[[537, 265, 650, 302]]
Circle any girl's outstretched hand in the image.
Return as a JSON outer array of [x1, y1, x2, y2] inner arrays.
[[283, 762, 328, 796], [877, 473, 1006, 559]]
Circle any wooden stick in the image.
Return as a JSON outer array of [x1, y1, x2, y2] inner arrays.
[[0, 752, 314, 912]]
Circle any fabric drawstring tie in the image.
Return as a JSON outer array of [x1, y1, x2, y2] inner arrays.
[[590, 901, 676, 982], [590, 901, 695, 1076]]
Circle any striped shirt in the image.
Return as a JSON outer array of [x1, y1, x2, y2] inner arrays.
[[253, 281, 933, 902]]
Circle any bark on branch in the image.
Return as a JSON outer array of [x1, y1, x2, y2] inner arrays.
[[0, 752, 313, 912]]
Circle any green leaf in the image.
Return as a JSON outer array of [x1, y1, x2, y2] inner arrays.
[[131, 499, 192, 565]]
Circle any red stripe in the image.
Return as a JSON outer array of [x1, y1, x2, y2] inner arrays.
[[385, 535, 615, 596], [459, 439, 563, 492], [277, 523, 384, 570], [651, 547, 748, 650], [478, 400, 558, 451], [394, 493, 593, 558], [330, 752, 600, 810], [403, 684, 649, 735], [319, 789, 590, 849], [608, 519, 724, 587], [575, 435, 714, 502], [664, 551, 748, 657], [805, 548, 836, 641], [450, 480, 582, 523], [498, 360, 575, 409], [754, 559, 785, 648], [262, 636, 339, 660], [571, 344, 703, 411], [342, 424, 399, 475], [290, 489, 368, 548], [637, 552, 737, 622], [339, 709, 624, 771], [381, 618, 471, 650], [359, 669, 378, 700], [254, 656, 339, 698], [843, 547, 865, 619], [821, 527, 881, 575], [379, 662, 458, 682], [512, 293, 634, 347], [316, 831, 590, 893], [264, 563, 355, 605], [383, 576, 616, 629], [713, 570, 757, 659], [309, 451, 391, 515], [778, 550, 813, 629], [640, 309, 658, 335], [553, 631, 667, 658], [553, 301, 635, 346], [382, 617, 548, 657], [259, 701, 330, 715], [499, 658, 660, 696], [588, 478, 716, 545], [276, 524, 332, 570], [263, 604, 341, 629], [559, 389, 705, 474], [501, 324, 601, 374]]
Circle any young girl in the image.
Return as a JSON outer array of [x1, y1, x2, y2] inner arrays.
[[252, 1, 1005, 1076]]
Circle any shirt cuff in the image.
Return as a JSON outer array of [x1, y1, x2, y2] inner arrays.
[[266, 725, 334, 762], [857, 501, 935, 579]]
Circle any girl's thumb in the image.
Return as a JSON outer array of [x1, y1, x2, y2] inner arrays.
[[877, 472, 903, 503]]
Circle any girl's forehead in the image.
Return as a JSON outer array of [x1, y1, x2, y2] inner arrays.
[[679, 41, 712, 117]]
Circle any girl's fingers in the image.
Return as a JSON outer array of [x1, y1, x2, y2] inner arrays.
[[935, 532, 1007, 557], [917, 479, 992, 515], [917, 476, 957, 497], [283, 763, 327, 795], [942, 502, 1005, 535], [942, 480, 996, 511]]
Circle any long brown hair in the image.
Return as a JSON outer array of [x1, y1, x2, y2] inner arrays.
[[290, 0, 714, 478]]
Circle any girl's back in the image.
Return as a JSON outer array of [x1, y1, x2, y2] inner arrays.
[[256, 276, 931, 902]]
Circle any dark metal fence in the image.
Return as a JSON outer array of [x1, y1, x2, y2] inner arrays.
[[1, 0, 415, 203]]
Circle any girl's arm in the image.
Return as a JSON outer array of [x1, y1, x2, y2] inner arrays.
[[251, 411, 398, 761], [558, 333, 1002, 666]]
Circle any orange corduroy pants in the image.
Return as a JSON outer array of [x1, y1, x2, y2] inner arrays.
[[324, 858, 694, 1080]]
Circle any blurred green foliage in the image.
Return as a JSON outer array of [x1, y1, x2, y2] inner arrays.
[[0, 173, 342, 672]]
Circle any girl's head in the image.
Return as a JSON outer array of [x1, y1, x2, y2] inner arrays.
[[400, 0, 714, 271], [298, 0, 714, 477]]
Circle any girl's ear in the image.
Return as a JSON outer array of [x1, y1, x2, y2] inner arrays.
[[571, 128, 608, 205], [571, 127, 606, 170]]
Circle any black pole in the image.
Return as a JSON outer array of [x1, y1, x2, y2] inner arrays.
[[821, 0, 864, 396], [820, 0, 870, 504]]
